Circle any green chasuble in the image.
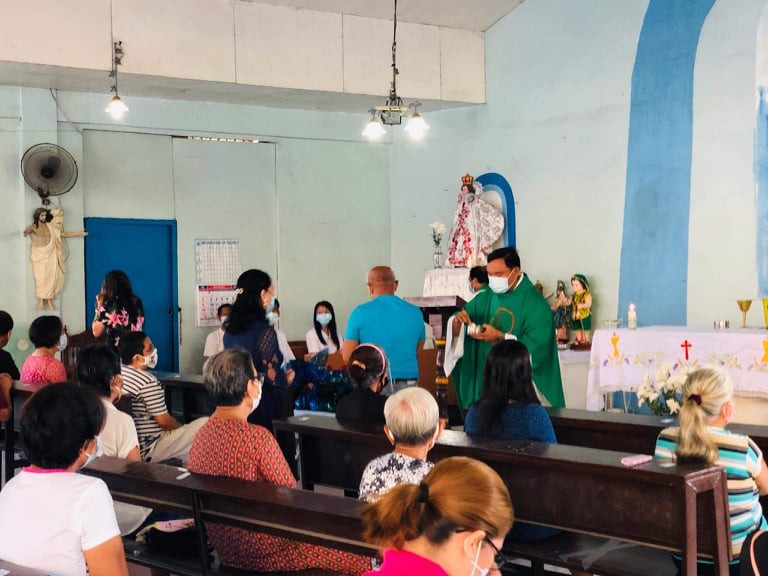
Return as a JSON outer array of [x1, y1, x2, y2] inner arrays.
[[453, 274, 565, 410]]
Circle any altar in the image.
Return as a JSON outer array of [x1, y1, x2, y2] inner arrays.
[[587, 326, 768, 411], [423, 268, 473, 302]]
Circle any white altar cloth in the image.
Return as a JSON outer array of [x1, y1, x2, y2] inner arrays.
[[587, 326, 768, 410], [423, 268, 473, 302]]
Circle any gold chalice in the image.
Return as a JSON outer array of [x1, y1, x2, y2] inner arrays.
[[737, 299, 752, 328]]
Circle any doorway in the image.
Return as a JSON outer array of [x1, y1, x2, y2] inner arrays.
[[84, 217, 179, 372]]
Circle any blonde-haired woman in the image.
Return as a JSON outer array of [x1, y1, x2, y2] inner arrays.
[[361, 456, 514, 576], [655, 367, 768, 575]]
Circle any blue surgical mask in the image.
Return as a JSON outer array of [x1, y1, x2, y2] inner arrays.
[[316, 313, 332, 326], [266, 311, 279, 326], [83, 436, 103, 468], [59, 333, 68, 350], [470, 540, 491, 576], [220, 315, 228, 326], [488, 272, 514, 294], [468, 283, 475, 295], [265, 296, 276, 313]]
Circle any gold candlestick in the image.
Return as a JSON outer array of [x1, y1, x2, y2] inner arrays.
[[737, 299, 752, 329]]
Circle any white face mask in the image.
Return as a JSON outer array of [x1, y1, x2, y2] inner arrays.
[[488, 272, 514, 294], [316, 313, 332, 326], [220, 315, 228, 326], [143, 348, 158, 369], [470, 540, 490, 576], [83, 436, 103, 468], [59, 333, 68, 350], [266, 311, 279, 326], [249, 380, 262, 414]]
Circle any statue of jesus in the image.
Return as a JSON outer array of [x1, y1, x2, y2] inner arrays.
[[446, 174, 504, 268], [23, 207, 87, 310]]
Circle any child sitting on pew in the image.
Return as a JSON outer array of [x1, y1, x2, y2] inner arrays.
[[655, 367, 768, 575]]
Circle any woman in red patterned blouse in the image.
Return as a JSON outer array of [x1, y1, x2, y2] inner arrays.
[[189, 348, 370, 574]]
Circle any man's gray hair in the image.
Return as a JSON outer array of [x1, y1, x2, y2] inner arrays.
[[203, 348, 254, 407], [384, 387, 439, 446]]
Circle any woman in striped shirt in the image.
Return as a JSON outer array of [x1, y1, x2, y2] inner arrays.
[[655, 367, 768, 575]]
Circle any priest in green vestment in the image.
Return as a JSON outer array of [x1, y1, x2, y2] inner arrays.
[[449, 247, 565, 410]]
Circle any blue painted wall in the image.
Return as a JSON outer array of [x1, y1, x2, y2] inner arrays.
[[618, 0, 715, 326]]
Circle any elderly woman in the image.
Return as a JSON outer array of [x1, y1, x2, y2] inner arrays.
[[188, 349, 369, 574], [362, 456, 514, 576], [0, 383, 128, 576], [358, 386, 440, 503]]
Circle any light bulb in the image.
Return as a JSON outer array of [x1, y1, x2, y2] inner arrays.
[[404, 111, 429, 140], [105, 95, 129, 119], [362, 116, 386, 139]]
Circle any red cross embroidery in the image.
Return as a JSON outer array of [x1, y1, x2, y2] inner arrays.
[[680, 339, 692, 361]]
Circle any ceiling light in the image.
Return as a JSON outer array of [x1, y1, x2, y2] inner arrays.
[[106, 41, 129, 120], [362, 0, 429, 141]]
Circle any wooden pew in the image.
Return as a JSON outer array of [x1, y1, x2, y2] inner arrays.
[[273, 414, 732, 576], [80, 456, 376, 576]]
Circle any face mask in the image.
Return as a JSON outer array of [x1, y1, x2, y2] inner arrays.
[[468, 283, 475, 295], [83, 436, 103, 468], [59, 333, 68, 350], [265, 296, 276, 313], [316, 313, 332, 326], [249, 380, 262, 414], [220, 315, 228, 326], [488, 272, 513, 294], [266, 311, 279, 326], [470, 540, 490, 576], [144, 348, 158, 369]]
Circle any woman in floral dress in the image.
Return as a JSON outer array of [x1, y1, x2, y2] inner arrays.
[[92, 270, 144, 348]]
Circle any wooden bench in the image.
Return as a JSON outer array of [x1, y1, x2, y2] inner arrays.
[[80, 456, 376, 576], [274, 414, 733, 576]]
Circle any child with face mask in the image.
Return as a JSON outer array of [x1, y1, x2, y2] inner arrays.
[[361, 456, 514, 576], [118, 331, 207, 465], [306, 300, 344, 356]]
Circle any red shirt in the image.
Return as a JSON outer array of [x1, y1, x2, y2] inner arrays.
[[188, 416, 370, 574]]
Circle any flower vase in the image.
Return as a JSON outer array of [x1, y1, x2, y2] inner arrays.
[[432, 246, 443, 269]]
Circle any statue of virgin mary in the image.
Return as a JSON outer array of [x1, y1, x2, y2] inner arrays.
[[446, 174, 504, 267]]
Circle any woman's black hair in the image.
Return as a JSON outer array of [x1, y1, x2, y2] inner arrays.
[[312, 300, 340, 350], [78, 345, 121, 398], [225, 269, 272, 334], [348, 344, 388, 390], [21, 383, 105, 469], [29, 315, 63, 349], [474, 340, 539, 436], [102, 270, 139, 320]]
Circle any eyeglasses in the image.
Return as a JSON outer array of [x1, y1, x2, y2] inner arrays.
[[484, 536, 510, 571]]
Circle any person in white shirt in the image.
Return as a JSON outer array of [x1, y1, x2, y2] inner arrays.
[[204, 303, 231, 359], [0, 383, 128, 576], [269, 298, 295, 363], [306, 300, 344, 355], [77, 345, 152, 535]]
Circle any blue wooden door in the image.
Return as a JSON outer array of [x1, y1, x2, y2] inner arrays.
[[84, 218, 179, 371]]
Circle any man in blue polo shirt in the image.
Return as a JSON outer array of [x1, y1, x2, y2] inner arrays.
[[342, 266, 425, 393]]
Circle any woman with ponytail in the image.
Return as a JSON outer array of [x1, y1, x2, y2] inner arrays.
[[224, 269, 292, 431], [361, 456, 514, 576], [655, 367, 768, 574]]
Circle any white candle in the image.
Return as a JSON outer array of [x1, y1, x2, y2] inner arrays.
[[628, 303, 637, 329]]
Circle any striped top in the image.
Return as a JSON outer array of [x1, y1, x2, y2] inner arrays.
[[655, 426, 767, 556], [120, 365, 167, 459]]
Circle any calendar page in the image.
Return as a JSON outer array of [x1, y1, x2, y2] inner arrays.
[[195, 239, 241, 326]]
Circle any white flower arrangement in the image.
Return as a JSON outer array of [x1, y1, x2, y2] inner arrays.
[[430, 221, 446, 247], [636, 364, 694, 416]]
